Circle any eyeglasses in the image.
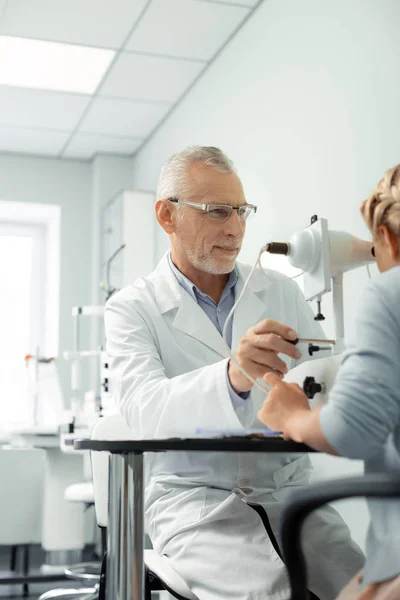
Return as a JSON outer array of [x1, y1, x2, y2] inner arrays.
[[168, 197, 257, 221]]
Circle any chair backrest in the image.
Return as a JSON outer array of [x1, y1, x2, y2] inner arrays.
[[280, 474, 400, 600], [0, 447, 46, 545], [90, 414, 133, 527]]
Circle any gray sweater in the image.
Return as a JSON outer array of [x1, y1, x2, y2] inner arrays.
[[320, 265, 400, 586]]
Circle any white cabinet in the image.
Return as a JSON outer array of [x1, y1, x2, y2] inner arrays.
[[101, 190, 155, 291]]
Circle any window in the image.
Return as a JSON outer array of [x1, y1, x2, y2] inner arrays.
[[0, 225, 44, 427], [0, 202, 61, 430]]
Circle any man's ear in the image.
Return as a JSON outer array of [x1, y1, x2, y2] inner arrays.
[[379, 224, 400, 259], [155, 199, 176, 235]]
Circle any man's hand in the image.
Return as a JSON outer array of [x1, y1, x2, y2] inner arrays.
[[228, 319, 302, 394], [257, 372, 310, 434]]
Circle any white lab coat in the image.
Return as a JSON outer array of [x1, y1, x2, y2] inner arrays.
[[105, 254, 363, 600]]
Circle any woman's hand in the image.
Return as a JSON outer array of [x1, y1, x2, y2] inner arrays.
[[257, 372, 310, 434], [258, 373, 339, 453]]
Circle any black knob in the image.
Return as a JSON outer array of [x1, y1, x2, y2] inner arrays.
[[314, 313, 325, 321], [303, 376, 323, 399], [308, 344, 331, 356]]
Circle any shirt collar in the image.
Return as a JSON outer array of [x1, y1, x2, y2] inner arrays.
[[167, 251, 238, 303]]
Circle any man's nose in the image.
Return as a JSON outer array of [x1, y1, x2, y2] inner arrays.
[[223, 210, 245, 237]]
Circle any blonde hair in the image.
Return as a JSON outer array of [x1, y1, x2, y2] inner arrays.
[[361, 164, 400, 237]]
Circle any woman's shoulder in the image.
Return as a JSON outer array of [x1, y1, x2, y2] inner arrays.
[[357, 266, 400, 336], [368, 266, 400, 308], [373, 265, 400, 291]]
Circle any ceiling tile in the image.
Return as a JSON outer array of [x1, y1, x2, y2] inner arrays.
[[101, 53, 205, 103], [0, 125, 69, 156], [0, 86, 90, 130], [0, 0, 148, 49], [80, 97, 171, 138], [126, 0, 249, 61], [64, 132, 143, 159]]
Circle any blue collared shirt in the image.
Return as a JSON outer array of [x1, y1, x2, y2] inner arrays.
[[167, 253, 249, 410]]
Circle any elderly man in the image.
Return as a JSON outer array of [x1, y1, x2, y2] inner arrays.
[[105, 146, 363, 600]]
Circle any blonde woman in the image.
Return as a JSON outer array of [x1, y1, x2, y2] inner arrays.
[[258, 164, 400, 600]]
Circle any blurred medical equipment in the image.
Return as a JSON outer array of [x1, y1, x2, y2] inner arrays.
[[63, 306, 103, 428], [61, 191, 157, 434], [62, 306, 115, 445], [12, 317, 94, 572], [223, 215, 375, 399], [99, 243, 126, 301], [101, 189, 155, 294], [24, 353, 63, 428], [27, 302, 106, 578]]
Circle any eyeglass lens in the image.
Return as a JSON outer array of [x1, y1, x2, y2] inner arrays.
[[207, 205, 253, 220]]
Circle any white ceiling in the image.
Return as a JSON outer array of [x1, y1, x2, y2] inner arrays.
[[0, 0, 261, 161]]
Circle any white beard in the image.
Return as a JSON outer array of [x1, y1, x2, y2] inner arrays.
[[185, 247, 236, 275]]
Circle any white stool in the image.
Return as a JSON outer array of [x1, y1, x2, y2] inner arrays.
[[38, 482, 100, 600], [64, 482, 95, 505]]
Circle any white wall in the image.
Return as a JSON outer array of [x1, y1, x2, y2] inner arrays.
[[130, 0, 400, 549], [131, 0, 398, 331], [0, 153, 92, 405]]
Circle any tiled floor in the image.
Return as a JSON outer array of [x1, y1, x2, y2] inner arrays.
[[0, 546, 97, 599]]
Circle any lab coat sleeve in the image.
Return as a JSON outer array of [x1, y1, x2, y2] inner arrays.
[[105, 294, 244, 438], [226, 366, 251, 410], [319, 283, 400, 459]]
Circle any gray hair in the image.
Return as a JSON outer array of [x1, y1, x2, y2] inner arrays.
[[157, 146, 236, 201]]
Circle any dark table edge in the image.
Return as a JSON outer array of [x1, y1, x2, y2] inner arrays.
[[74, 437, 315, 453]]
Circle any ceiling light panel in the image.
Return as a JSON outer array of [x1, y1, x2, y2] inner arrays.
[[0, 36, 114, 94], [0, 125, 70, 156], [0, 0, 148, 49], [80, 97, 171, 138], [64, 132, 143, 160], [101, 53, 205, 103], [126, 0, 249, 61], [0, 86, 90, 130]]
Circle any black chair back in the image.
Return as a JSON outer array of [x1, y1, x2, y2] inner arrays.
[[280, 474, 400, 600]]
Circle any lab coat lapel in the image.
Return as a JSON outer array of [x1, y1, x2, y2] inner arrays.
[[153, 254, 268, 357], [231, 265, 268, 352], [152, 253, 229, 358], [173, 292, 230, 358]]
